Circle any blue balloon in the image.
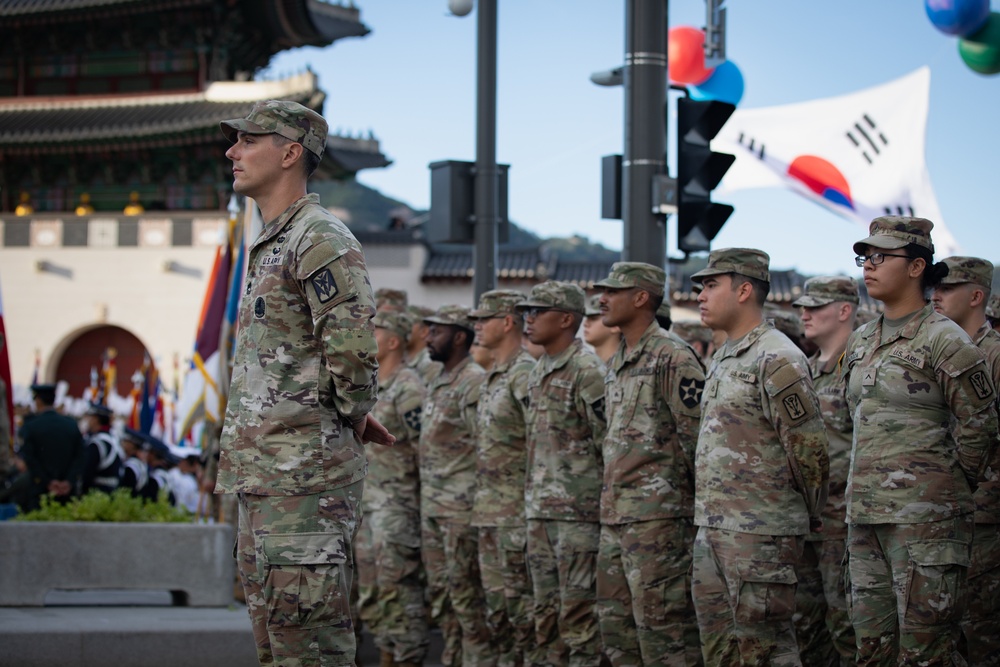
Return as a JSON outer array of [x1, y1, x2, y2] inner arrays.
[[925, 0, 990, 36], [688, 60, 744, 106]]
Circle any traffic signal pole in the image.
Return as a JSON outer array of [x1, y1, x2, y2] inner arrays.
[[622, 0, 668, 266], [473, 0, 499, 302]]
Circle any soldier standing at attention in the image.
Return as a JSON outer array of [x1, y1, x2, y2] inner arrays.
[[792, 276, 861, 666], [594, 262, 705, 666], [363, 308, 429, 667], [843, 218, 998, 665], [215, 100, 394, 667], [582, 294, 621, 365], [80, 403, 124, 495], [419, 305, 493, 667], [691, 248, 830, 667], [670, 320, 716, 364], [930, 255, 1000, 666], [407, 304, 443, 385], [517, 281, 607, 667], [469, 290, 543, 667]]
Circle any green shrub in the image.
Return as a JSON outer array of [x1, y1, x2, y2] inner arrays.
[[14, 489, 193, 523]]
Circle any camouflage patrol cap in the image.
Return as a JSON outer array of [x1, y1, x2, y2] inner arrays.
[[407, 304, 435, 320], [594, 261, 666, 297], [792, 276, 860, 307], [516, 281, 586, 315], [424, 304, 475, 333], [853, 216, 934, 255], [690, 247, 770, 284], [671, 320, 713, 344], [939, 256, 994, 289], [584, 294, 602, 316], [987, 292, 1000, 321], [470, 290, 526, 318], [765, 306, 803, 340], [220, 100, 328, 159], [656, 300, 672, 321], [375, 288, 408, 311], [373, 309, 412, 340]]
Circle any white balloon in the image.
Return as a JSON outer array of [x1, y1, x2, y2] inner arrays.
[[448, 0, 473, 17]]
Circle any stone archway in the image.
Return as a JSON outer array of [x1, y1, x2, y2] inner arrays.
[[53, 325, 155, 399]]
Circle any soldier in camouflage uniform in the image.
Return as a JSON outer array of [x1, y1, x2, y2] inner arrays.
[[419, 305, 494, 667], [671, 320, 715, 363], [792, 276, 860, 666], [517, 281, 607, 667], [931, 256, 1000, 666], [407, 304, 443, 385], [216, 100, 394, 667], [362, 309, 430, 667], [582, 294, 621, 364], [469, 290, 544, 667], [594, 263, 704, 666], [843, 218, 999, 666], [691, 248, 830, 667], [987, 292, 1000, 329], [376, 287, 408, 312]]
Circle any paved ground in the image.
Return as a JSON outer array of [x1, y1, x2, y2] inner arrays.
[[1, 590, 444, 667]]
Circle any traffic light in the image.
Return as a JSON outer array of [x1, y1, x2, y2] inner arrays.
[[676, 97, 736, 254]]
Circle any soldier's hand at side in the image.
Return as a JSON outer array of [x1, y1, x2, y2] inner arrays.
[[809, 517, 824, 534], [355, 413, 396, 447]]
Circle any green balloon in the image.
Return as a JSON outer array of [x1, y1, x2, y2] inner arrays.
[[959, 11, 1000, 75]]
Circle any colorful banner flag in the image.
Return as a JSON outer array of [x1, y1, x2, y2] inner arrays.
[[714, 67, 959, 255], [0, 277, 14, 444], [174, 195, 245, 443]]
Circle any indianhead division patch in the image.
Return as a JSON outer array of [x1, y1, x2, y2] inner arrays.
[[312, 268, 339, 304], [403, 406, 423, 432], [679, 377, 705, 409]]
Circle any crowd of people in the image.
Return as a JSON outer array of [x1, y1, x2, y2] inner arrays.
[[0, 388, 203, 515]]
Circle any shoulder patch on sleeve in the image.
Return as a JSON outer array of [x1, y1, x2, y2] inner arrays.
[[764, 360, 807, 398]]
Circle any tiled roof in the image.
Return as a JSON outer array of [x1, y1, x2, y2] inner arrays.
[[0, 0, 158, 17], [0, 76, 390, 172], [550, 259, 617, 288], [423, 245, 549, 282]]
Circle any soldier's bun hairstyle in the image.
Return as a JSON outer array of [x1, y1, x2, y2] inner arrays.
[[904, 243, 949, 290]]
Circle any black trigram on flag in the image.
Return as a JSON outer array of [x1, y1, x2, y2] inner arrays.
[[846, 113, 889, 165], [737, 132, 765, 161]]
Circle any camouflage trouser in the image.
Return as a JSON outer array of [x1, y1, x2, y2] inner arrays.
[[960, 522, 1000, 666], [526, 518, 602, 667], [422, 515, 495, 667], [236, 481, 362, 667], [846, 516, 973, 666], [597, 518, 701, 667], [368, 509, 429, 663], [479, 525, 546, 667], [794, 537, 856, 666], [352, 511, 378, 642], [691, 526, 803, 667]]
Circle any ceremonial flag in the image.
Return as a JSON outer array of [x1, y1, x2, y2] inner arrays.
[[175, 195, 244, 442], [713, 67, 959, 255], [0, 277, 14, 444]]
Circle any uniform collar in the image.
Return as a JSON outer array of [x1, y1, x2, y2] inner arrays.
[[542, 338, 583, 373], [720, 320, 770, 359], [861, 303, 934, 344], [611, 320, 661, 372], [250, 193, 318, 251]]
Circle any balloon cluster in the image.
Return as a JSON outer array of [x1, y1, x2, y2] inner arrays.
[[668, 26, 744, 105], [925, 0, 1000, 75]]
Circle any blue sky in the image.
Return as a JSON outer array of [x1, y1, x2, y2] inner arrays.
[[266, 1, 1000, 277]]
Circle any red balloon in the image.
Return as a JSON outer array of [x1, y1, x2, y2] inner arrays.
[[669, 26, 714, 85]]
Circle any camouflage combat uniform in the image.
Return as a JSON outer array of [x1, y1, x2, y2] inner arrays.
[[961, 319, 1000, 666], [843, 218, 1000, 666], [408, 346, 442, 386], [363, 360, 429, 664], [524, 337, 607, 667], [419, 342, 492, 667], [472, 345, 540, 667], [217, 185, 378, 666], [598, 319, 705, 667], [842, 305, 998, 665]]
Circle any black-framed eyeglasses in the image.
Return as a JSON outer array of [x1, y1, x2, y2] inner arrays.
[[855, 252, 911, 267]]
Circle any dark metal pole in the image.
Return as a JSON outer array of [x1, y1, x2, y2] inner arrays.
[[622, 0, 668, 266], [473, 0, 499, 302]]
